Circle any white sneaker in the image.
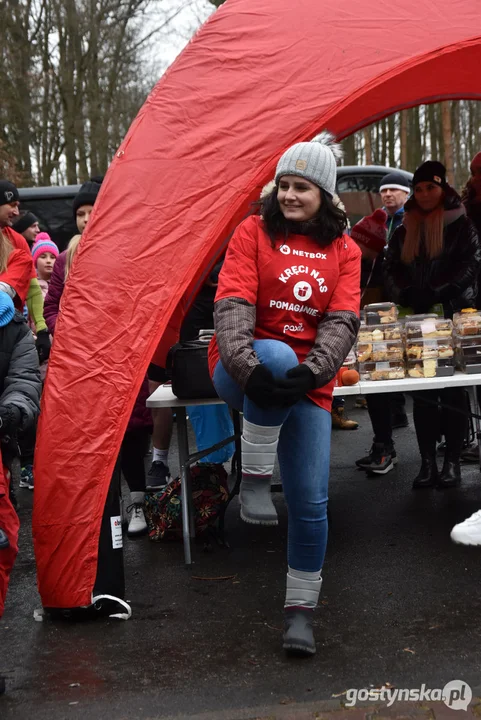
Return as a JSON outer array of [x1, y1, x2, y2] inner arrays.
[[127, 503, 147, 537], [451, 510, 481, 546]]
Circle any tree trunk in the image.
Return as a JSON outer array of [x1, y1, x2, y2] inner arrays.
[[441, 101, 454, 185], [400, 111, 408, 169], [363, 127, 372, 165]]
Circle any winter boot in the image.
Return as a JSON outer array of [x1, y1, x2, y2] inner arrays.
[[331, 406, 358, 430], [437, 454, 462, 489], [412, 454, 438, 489], [239, 419, 281, 526], [283, 569, 321, 657]]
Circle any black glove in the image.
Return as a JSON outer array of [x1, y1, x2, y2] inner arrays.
[[0, 405, 21, 438], [244, 364, 280, 409], [412, 288, 437, 315], [276, 364, 316, 407], [398, 287, 414, 308], [36, 328, 51, 363]]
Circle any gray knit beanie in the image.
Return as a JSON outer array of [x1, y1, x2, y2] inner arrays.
[[274, 131, 343, 197]]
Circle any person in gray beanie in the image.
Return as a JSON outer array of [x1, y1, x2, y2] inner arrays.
[[209, 131, 361, 656]]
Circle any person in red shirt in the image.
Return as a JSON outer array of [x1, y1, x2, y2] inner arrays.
[[0, 180, 51, 363], [208, 132, 361, 656]]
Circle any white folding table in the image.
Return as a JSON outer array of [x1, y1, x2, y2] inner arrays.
[[147, 373, 481, 565]]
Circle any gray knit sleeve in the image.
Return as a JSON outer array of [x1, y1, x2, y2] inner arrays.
[[303, 310, 360, 388], [214, 297, 260, 389]]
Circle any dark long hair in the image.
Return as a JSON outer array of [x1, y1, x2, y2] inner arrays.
[[259, 185, 348, 248]]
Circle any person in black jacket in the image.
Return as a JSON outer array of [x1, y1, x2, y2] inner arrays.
[[0, 291, 41, 621], [384, 161, 481, 490]]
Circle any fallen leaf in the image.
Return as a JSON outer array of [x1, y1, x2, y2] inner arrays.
[[403, 647, 416, 654]]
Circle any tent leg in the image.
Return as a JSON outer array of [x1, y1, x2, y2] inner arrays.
[[176, 407, 193, 566]]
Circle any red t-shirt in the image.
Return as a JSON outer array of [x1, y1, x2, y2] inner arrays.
[[0, 227, 36, 308], [208, 215, 361, 412]]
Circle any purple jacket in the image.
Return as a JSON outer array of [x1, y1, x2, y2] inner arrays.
[[43, 249, 152, 431], [44, 250, 67, 336]]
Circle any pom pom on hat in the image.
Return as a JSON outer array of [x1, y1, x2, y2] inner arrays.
[[274, 129, 342, 197], [0, 292, 15, 327], [31, 234, 59, 267], [351, 209, 387, 259]]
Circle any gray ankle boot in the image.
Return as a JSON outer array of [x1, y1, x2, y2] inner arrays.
[[283, 570, 321, 656], [283, 607, 316, 656], [239, 476, 278, 525]]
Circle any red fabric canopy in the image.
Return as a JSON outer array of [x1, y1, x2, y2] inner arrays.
[[33, 0, 481, 607]]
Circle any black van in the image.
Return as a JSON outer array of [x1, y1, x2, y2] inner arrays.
[[17, 166, 412, 250], [18, 184, 80, 251]]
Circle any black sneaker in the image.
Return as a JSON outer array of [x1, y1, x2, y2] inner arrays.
[[356, 442, 397, 474], [146, 461, 171, 491]]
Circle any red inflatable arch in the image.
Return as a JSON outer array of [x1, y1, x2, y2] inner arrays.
[[33, 0, 481, 607]]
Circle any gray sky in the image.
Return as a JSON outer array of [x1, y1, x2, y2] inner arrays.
[[147, 1, 215, 75]]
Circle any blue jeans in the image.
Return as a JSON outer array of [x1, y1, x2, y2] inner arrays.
[[213, 339, 331, 572]]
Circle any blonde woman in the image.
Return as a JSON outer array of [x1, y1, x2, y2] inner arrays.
[[384, 161, 481, 490], [43, 177, 101, 333]]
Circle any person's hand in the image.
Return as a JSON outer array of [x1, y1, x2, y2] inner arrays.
[[244, 365, 280, 409], [398, 287, 414, 308], [0, 405, 21, 438], [276, 364, 315, 407], [412, 288, 437, 315], [36, 329, 51, 363]]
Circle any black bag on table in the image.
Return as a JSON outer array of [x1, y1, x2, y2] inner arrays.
[[167, 338, 218, 399]]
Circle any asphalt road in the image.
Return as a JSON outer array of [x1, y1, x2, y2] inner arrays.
[[2, 397, 481, 719]]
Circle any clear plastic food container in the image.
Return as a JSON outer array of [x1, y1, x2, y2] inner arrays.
[[453, 309, 481, 336], [405, 318, 453, 339], [407, 358, 454, 378], [455, 334, 481, 373], [363, 302, 398, 326], [403, 313, 440, 322], [358, 322, 402, 342], [406, 337, 454, 361], [358, 361, 405, 381], [356, 340, 404, 363]]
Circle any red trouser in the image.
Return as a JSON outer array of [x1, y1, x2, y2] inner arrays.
[[0, 457, 19, 618]]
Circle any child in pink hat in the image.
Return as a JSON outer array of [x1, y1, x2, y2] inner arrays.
[[31, 233, 59, 290], [30, 233, 59, 381]]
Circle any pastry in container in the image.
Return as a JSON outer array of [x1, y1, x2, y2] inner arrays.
[[453, 309, 481, 336], [406, 338, 454, 360], [357, 322, 402, 342], [358, 361, 405, 381], [456, 334, 481, 373], [363, 302, 398, 326], [405, 317, 453, 339], [356, 340, 404, 363], [407, 357, 454, 378]]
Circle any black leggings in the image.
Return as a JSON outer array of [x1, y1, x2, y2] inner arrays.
[[412, 388, 467, 460], [120, 428, 150, 493], [366, 393, 406, 445]]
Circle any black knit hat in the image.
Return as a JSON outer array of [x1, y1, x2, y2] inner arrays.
[[379, 171, 410, 193], [0, 180, 19, 207], [72, 177, 103, 218], [412, 161, 447, 189], [12, 211, 38, 235]]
